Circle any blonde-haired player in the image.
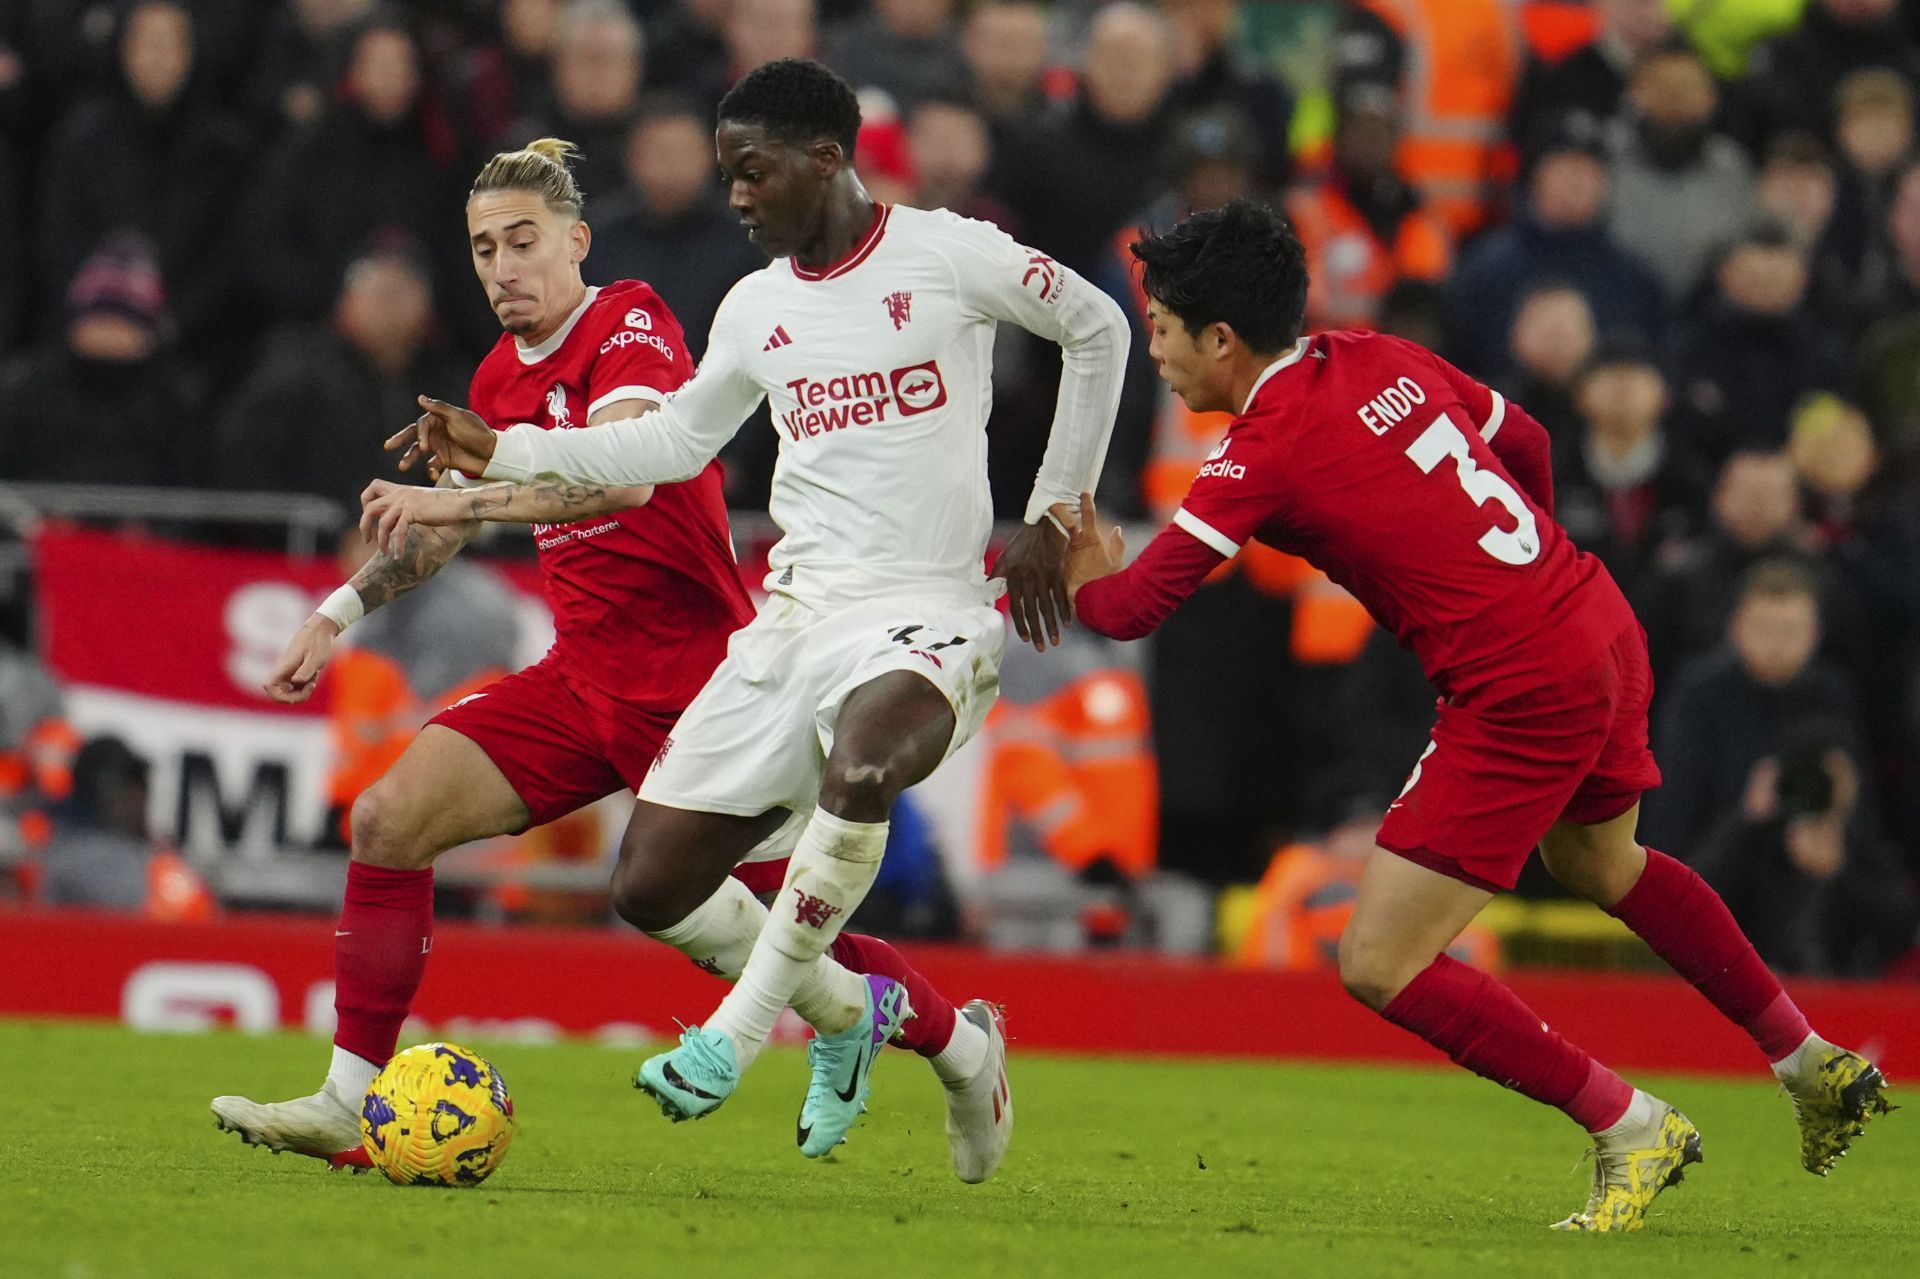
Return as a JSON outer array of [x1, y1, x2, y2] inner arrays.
[[212, 137, 1010, 1182]]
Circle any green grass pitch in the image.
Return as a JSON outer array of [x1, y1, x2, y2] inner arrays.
[[4, 1019, 1914, 1278]]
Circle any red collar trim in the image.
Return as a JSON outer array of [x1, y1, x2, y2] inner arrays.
[[790, 204, 891, 282]]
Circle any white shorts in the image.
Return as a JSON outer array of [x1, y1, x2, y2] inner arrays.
[[640, 593, 1006, 851]]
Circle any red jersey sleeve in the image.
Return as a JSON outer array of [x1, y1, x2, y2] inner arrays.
[[1076, 422, 1295, 640], [1421, 348, 1555, 517], [584, 288, 692, 417]]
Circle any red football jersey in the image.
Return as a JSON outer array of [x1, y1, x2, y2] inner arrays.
[[1081, 330, 1623, 695], [468, 280, 754, 708]]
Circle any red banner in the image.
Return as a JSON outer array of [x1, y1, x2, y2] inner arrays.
[[4, 907, 1915, 1075]]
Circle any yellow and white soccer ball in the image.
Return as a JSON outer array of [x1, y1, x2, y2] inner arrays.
[[359, 1042, 515, 1186]]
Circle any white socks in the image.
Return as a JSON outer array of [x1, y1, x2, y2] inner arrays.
[[1594, 1088, 1660, 1144], [708, 807, 888, 1070], [1770, 1031, 1830, 1083], [324, 1044, 379, 1109], [931, 1014, 991, 1085], [647, 871, 874, 1039]]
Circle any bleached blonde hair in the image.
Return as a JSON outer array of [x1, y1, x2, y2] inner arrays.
[[469, 137, 585, 218]]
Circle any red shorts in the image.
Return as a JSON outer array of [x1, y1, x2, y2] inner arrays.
[[427, 658, 676, 829], [1374, 619, 1663, 892], [427, 659, 796, 889]]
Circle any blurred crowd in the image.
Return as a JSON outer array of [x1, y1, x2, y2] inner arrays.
[[3, 0, 1920, 974]]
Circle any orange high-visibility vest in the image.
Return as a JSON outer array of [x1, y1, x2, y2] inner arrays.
[[327, 649, 503, 842], [1286, 181, 1451, 332], [1356, 0, 1521, 238], [977, 668, 1157, 878], [146, 848, 216, 922], [1235, 843, 1500, 971]]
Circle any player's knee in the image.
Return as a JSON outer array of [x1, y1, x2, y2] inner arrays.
[[817, 757, 899, 822], [349, 784, 435, 869]]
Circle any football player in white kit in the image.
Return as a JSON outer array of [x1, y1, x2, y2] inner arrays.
[[378, 59, 1130, 1166]]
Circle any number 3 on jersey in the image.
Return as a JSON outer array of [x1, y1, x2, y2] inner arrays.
[[1404, 411, 1539, 565]]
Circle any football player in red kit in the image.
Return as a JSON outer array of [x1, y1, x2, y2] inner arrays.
[[211, 139, 1005, 1182], [1066, 200, 1893, 1232]]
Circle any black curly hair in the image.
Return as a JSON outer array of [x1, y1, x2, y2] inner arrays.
[[1130, 199, 1309, 356], [717, 58, 862, 157]]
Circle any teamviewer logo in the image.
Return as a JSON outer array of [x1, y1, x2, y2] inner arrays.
[[889, 360, 947, 416]]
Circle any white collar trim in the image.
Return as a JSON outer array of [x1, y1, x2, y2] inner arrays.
[[1242, 337, 1311, 413], [515, 286, 599, 365]]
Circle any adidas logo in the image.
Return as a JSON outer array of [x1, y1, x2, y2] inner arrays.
[[763, 325, 793, 351]]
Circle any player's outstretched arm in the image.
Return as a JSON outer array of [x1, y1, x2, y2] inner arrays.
[[263, 476, 483, 704], [358, 475, 653, 556], [1072, 496, 1229, 642]]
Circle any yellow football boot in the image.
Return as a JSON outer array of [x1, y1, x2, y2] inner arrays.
[[1783, 1047, 1895, 1176], [1551, 1102, 1703, 1233]]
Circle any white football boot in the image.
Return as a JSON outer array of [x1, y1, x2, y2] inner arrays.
[[942, 1000, 1012, 1184], [211, 1084, 372, 1170]]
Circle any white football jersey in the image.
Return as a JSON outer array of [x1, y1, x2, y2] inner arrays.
[[484, 204, 1130, 612]]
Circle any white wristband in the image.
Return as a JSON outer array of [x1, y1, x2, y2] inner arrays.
[[315, 585, 364, 633]]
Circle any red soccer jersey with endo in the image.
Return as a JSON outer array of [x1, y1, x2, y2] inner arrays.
[[465, 280, 754, 710], [1077, 330, 1659, 888]]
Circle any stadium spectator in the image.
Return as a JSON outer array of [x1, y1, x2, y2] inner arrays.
[[1755, 132, 1858, 327], [1691, 731, 1917, 976], [1554, 341, 1710, 579], [590, 100, 764, 359], [1502, 281, 1595, 436], [1827, 69, 1918, 309], [523, 0, 645, 209], [1790, 394, 1881, 543], [1606, 40, 1756, 306], [36, 2, 251, 372], [821, 0, 968, 113], [212, 249, 467, 514], [1286, 82, 1451, 333], [1646, 559, 1869, 856], [0, 236, 199, 486], [990, 2, 1176, 283], [1160, 0, 1295, 190], [1509, 0, 1672, 148], [905, 96, 1014, 229], [39, 735, 212, 920], [1668, 217, 1849, 464], [645, 0, 730, 109], [455, 0, 565, 150], [1738, 0, 1920, 149], [959, 0, 1051, 146], [246, 0, 374, 135], [244, 16, 459, 324], [705, 0, 819, 119], [1330, 0, 1522, 237], [1444, 111, 1663, 381]]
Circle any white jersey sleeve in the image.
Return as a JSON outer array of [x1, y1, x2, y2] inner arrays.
[[926, 213, 1130, 524], [485, 283, 766, 486]]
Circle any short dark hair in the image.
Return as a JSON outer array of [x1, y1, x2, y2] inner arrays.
[[1129, 199, 1307, 355], [718, 58, 861, 157], [1739, 556, 1820, 608]]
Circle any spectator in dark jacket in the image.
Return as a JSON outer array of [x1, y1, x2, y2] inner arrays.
[[1553, 341, 1710, 579], [960, 0, 1050, 148], [452, 0, 564, 152], [590, 102, 763, 360], [822, 0, 968, 112], [1668, 217, 1850, 464], [213, 250, 467, 513], [245, 0, 373, 136], [0, 236, 200, 486], [645, 0, 729, 111], [244, 16, 459, 325], [1737, 0, 1920, 149], [1501, 281, 1596, 437], [1161, 0, 1293, 190], [990, 2, 1175, 284], [1510, 0, 1673, 147], [516, 0, 643, 208], [1445, 111, 1665, 381], [1646, 559, 1870, 855], [37, 2, 252, 372]]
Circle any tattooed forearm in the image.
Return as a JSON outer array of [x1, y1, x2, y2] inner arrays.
[[347, 520, 478, 612], [460, 474, 639, 523]]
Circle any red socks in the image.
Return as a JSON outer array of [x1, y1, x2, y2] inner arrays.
[[830, 933, 958, 1057], [1607, 850, 1811, 1060], [332, 862, 434, 1065], [1384, 955, 1634, 1132]]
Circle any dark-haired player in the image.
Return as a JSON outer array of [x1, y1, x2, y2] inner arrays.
[[379, 58, 1130, 1172], [213, 137, 1003, 1181], [1063, 199, 1892, 1232]]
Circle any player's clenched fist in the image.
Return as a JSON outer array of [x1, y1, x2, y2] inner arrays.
[[386, 395, 497, 479], [262, 615, 337, 703]]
